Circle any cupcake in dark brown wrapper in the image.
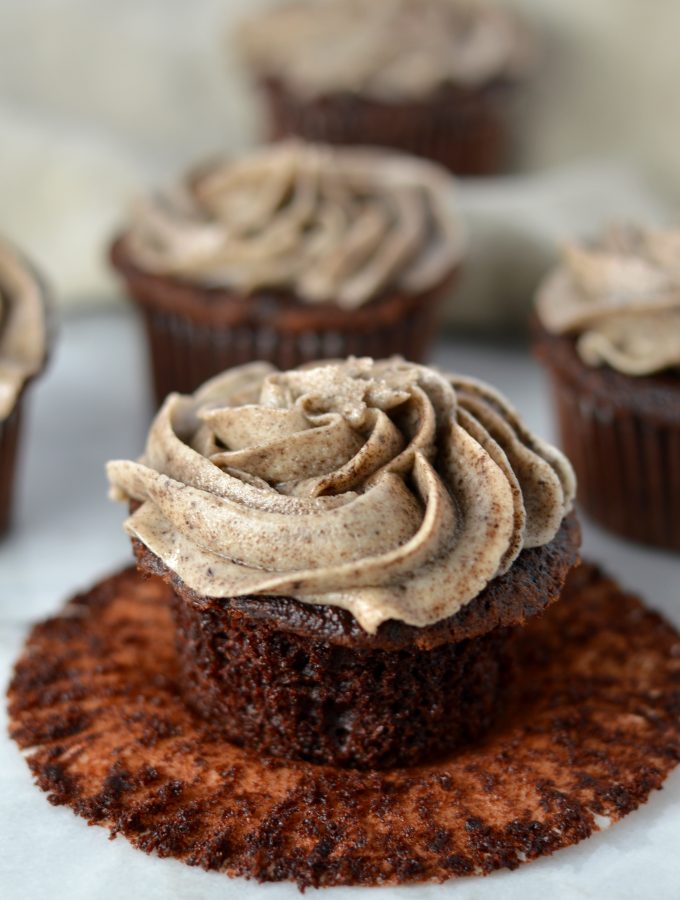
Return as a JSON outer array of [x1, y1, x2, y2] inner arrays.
[[534, 225, 680, 552], [0, 237, 52, 536], [237, 0, 533, 176], [108, 357, 578, 768], [110, 141, 465, 406]]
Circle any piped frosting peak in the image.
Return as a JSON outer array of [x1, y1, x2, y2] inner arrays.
[[108, 358, 574, 633], [123, 141, 464, 309], [536, 225, 680, 376], [238, 0, 531, 99]]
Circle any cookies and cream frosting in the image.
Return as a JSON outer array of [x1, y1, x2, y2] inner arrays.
[[108, 358, 574, 633], [0, 238, 49, 421], [536, 225, 680, 376], [238, 0, 531, 99], [123, 141, 464, 310]]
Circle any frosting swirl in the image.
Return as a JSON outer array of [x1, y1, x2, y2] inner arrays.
[[107, 358, 574, 633], [123, 141, 464, 309], [0, 237, 49, 421], [238, 0, 531, 99], [536, 225, 680, 376]]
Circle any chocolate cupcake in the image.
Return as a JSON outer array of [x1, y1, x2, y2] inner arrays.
[[110, 142, 465, 406], [237, 0, 532, 176], [534, 225, 680, 552], [107, 357, 578, 769], [0, 237, 51, 536]]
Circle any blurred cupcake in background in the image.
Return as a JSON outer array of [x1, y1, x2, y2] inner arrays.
[[237, 0, 533, 176], [0, 237, 52, 536], [533, 225, 680, 552], [110, 140, 465, 405]]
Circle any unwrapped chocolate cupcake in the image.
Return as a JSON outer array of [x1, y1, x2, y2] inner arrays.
[[534, 225, 680, 551], [0, 237, 51, 536], [237, 0, 532, 176], [107, 356, 578, 769], [110, 142, 465, 406]]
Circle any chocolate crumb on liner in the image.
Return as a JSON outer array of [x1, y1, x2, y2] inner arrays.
[[9, 561, 680, 889]]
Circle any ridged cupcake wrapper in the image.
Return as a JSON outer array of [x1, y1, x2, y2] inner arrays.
[[260, 78, 513, 176], [139, 297, 442, 407], [0, 403, 24, 537], [548, 370, 680, 552]]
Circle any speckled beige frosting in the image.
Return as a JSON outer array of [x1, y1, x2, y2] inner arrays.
[[123, 141, 464, 310], [0, 238, 48, 421], [536, 225, 680, 376], [238, 0, 530, 99], [107, 358, 574, 633]]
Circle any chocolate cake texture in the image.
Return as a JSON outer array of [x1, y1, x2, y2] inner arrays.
[[133, 514, 579, 768]]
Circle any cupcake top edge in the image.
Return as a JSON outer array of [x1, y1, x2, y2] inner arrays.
[[119, 140, 465, 309], [107, 356, 576, 634], [0, 237, 50, 422], [536, 224, 680, 377], [236, 0, 532, 99]]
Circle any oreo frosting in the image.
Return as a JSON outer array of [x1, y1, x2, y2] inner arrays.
[[536, 225, 680, 376], [238, 0, 531, 100], [0, 237, 49, 421], [122, 141, 464, 310], [108, 358, 575, 634]]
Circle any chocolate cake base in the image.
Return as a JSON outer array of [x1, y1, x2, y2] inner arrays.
[[8, 563, 680, 889], [260, 78, 515, 177], [110, 237, 456, 406], [133, 515, 579, 769], [534, 323, 680, 552]]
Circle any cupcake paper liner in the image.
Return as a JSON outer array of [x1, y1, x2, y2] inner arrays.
[[534, 321, 680, 553], [139, 297, 443, 404], [8, 563, 680, 888], [260, 78, 514, 177], [112, 238, 454, 405]]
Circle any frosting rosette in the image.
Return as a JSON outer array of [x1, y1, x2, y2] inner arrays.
[[0, 237, 49, 421], [107, 358, 574, 633], [123, 141, 464, 310], [238, 0, 531, 99], [536, 225, 680, 376]]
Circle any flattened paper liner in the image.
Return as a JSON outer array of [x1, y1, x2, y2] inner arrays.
[[8, 564, 680, 889]]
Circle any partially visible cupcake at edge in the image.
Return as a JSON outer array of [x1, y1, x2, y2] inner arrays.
[[0, 237, 51, 536], [107, 356, 578, 769], [110, 141, 465, 406], [534, 224, 680, 552], [236, 0, 533, 176]]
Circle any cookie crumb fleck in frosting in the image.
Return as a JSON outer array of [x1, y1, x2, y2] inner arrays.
[[108, 358, 574, 633]]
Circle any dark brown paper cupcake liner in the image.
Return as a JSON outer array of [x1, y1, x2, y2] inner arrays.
[[535, 327, 680, 552], [0, 401, 23, 537], [260, 77, 515, 176], [8, 563, 680, 888], [111, 237, 455, 405]]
